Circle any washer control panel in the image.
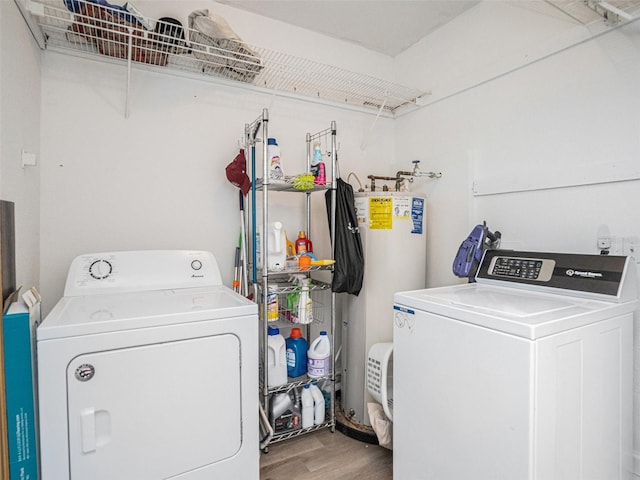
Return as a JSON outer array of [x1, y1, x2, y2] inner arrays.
[[476, 250, 630, 299], [488, 256, 555, 282]]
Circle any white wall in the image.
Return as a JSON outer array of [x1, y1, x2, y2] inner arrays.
[[396, 2, 640, 475], [0, 0, 41, 294], [38, 1, 396, 315]]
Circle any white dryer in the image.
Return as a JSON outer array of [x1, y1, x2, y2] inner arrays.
[[394, 250, 637, 480], [37, 250, 259, 480]]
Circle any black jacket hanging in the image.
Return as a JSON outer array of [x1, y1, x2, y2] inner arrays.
[[325, 178, 364, 295]]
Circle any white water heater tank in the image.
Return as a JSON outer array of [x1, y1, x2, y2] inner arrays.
[[342, 192, 427, 427]]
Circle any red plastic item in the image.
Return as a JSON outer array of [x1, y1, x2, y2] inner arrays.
[[295, 231, 313, 254]]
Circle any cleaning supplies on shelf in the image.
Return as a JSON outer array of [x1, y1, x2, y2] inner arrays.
[[301, 385, 314, 428], [310, 259, 335, 266], [285, 233, 296, 258], [267, 285, 279, 321], [267, 327, 287, 387], [297, 278, 313, 324], [295, 231, 313, 255], [292, 173, 315, 191], [285, 279, 300, 323], [309, 382, 325, 425], [286, 327, 308, 378], [320, 380, 332, 415], [267, 221, 287, 271], [315, 163, 326, 186], [269, 391, 301, 433], [298, 255, 312, 271], [286, 275, 313, 324], [311, 142, 326, 186], [267, 138, 283, 180], [308, 331, 331, 378]]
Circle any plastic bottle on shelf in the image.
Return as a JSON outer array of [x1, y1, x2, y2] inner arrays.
[[315, 162, 326, 186], [309, 381, 325, 425], [270, 392, 292, 422], [311, 143, 322, 176], [267, 326, 287, 387], [267, 285, 279, 321], [319, 380, 331, 415], [307, 331, 330, 378], [311, 143, 326, 186], [270, 391, 301, 432], [295, 231, 313, 255], [297, 278, 313, 325], [267, 138, 283, 180], [290, 389, 302, 431], [267, 221, 287, 271], [286, 327, 308, 378], [301, 385, 314, 428]]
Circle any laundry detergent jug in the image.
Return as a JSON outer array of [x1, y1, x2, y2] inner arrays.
[[286, 327, 308, 378], [307, 331, 331, 378], [267, 326, 287, 387], [267, 221, 287, 271]]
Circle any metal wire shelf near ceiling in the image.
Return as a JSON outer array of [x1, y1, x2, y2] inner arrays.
[[21, 0, 428, 114]]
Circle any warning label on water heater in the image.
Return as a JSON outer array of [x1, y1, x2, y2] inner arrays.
[[393, 197, 411, 219], [411, 197, 424, 234], [368, 197, 393, 229]]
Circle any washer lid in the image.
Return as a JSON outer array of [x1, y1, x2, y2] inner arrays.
[[38, 286, 257, 340], [394, 283, 637, 339]]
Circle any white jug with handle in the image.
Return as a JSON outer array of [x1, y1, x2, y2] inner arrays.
[[267, 221, 287, 271]]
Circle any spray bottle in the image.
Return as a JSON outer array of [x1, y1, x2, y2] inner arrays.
[[289, 274, 312, 324], [298, 276, 313, 324], [311, 142, 326, 186]]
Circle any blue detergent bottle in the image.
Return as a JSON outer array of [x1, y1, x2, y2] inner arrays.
[[286, 327, 308, 378]]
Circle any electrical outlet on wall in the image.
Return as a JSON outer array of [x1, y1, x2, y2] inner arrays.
[[595, 226, 640, 262], [597, 224, 611, 253], [622, 236, 640, 262]]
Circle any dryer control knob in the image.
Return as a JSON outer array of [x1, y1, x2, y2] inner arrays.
[[89, 259, 112, 280], [191, 260, 203, 271]]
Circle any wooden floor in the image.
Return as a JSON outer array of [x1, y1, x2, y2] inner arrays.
[[260, 428, 392, 480]]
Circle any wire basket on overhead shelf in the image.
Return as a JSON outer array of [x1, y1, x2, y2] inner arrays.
[[29, 0, 428, 113], [65, 1, 185, 66]]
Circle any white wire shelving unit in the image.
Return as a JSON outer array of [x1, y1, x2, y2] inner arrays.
[[17, 0, 429, 117]]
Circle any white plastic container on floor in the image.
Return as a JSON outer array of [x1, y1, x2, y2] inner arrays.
[[309, 382, 325, 425], [267, 327, 287, 387], [301, 385, 314, 428], [307, 331, 331, 378]]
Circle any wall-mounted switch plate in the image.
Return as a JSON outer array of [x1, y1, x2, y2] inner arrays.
[[21, 150, 37, 168]]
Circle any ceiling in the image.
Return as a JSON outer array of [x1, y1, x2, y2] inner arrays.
[[218, 0, 640, 57], [218, 0, 480, 57]]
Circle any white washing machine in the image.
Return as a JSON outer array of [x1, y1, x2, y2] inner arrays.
[[37, 250, 259, 480], [394, 250, 638, 480]]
